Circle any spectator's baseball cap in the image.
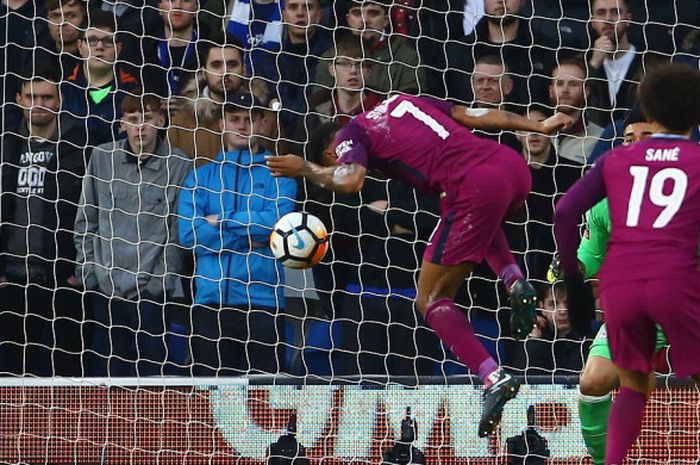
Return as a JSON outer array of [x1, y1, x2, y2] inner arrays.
[[224, 91, 264, 114]]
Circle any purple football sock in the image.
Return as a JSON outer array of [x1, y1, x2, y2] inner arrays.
[[425, 297, 498, 383], [484, 230, 523, 289], [605, 387, 647, 465]]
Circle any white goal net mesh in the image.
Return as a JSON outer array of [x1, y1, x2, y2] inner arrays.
[[0, 0, 699, 462]]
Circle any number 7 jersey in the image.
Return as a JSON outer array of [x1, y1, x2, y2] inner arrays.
[[559, 135, 700, 284], [334, 94, 504, 194]]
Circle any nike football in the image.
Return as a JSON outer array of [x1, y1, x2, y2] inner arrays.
[[270, 212, 328, 269]]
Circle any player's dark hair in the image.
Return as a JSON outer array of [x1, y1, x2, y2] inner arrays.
[[622, 103, 646, 128], [307, 122, 342, 164], [638, 62, 700, 133]]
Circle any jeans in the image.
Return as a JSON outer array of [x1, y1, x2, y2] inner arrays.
[[87, 293, 168, 377], [190, 305, 285, 376], [0, 280, 84, 376]]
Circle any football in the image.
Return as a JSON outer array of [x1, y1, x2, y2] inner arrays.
[[270, 212, 329, 269]]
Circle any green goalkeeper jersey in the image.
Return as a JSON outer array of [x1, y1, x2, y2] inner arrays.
[[577, 199, 700, 279], [577, 200, 611, 279]]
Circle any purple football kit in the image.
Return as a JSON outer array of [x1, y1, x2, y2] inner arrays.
[[556, 135, 700, 377], [335, 94, 531, 266]]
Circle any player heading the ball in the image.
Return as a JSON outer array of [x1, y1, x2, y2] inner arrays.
[[267, 93, 572, 437], [554, 63, 700, 465]]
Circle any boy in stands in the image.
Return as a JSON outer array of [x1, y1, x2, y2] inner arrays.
[[554, 63, 700, 465], [267, 93, 571, 436]]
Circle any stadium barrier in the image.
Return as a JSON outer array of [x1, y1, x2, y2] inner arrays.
[[0, 376, 697, 464]]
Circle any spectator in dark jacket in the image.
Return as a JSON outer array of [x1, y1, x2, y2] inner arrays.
[[0, 67, 88, 376], [118, 0, 210, 98], [586, 0, 643, 128], [515, 105, 583, 281], [61, 11, 140, 149], [512, 283, 593, 378], [445, 0, 556, 111], [33, 0, 86, 77], [315, 0, 423, 96], [0, 0, 49, 132], [255, 0, 332, 139]]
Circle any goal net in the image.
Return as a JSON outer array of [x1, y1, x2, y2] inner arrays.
[[0, 0, 698, 462]]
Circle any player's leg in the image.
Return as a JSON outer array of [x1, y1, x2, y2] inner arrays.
[[605, 368, 652, 465], [601, 283, 657, 465], [483, 229, 537, 339], [416, 259, 518, 437], [482, 149, 537, 339], [578, 324, 618, 465], [416, 260, 492, 379]]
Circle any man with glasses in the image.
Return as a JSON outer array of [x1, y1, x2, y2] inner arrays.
[[310, 35, 381, 126], [62, 10, 139, 149], [315, 0, 422, 96]]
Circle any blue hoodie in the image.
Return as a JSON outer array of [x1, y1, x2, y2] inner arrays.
[[178, 147, 297, 308]]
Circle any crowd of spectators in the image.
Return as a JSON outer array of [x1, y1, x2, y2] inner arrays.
[[0, 0, 698, 378]]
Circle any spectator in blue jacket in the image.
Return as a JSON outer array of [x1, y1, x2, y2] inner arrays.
[[179, 91, 297, 376]]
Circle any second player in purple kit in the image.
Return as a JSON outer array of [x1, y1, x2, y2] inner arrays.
[[554, 63, 700, 465], [267, 93, 571, 436]]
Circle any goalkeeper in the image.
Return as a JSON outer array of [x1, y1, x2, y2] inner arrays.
[[548, 107, 668, 465]]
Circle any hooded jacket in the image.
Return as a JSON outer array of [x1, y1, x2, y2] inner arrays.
[[178, 146, 297, 308]]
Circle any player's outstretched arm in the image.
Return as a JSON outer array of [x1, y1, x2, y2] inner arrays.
[[266, 154, 367, 194], [450, 105, 572, 134]]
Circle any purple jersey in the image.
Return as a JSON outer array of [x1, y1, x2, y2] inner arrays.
[[555, 135, 700, 283], [335, 94, 503, 193]]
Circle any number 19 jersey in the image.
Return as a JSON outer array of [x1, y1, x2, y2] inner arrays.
[[600, 136, 700, 284], [334, 94, 503, 194]]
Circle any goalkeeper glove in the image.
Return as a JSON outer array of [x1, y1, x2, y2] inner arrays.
[[547, 252, 586, 283], [563, 273, 595, 336], [547, 252, 561, 284]]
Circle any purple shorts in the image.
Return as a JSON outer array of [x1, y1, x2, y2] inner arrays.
[[424, 147, 531, 266], [601, 276, 700, 378]]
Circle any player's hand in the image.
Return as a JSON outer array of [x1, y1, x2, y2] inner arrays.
[[563, 273, 595, 336], [540, 112, 573, 134], [266, 154, 306, 178]]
